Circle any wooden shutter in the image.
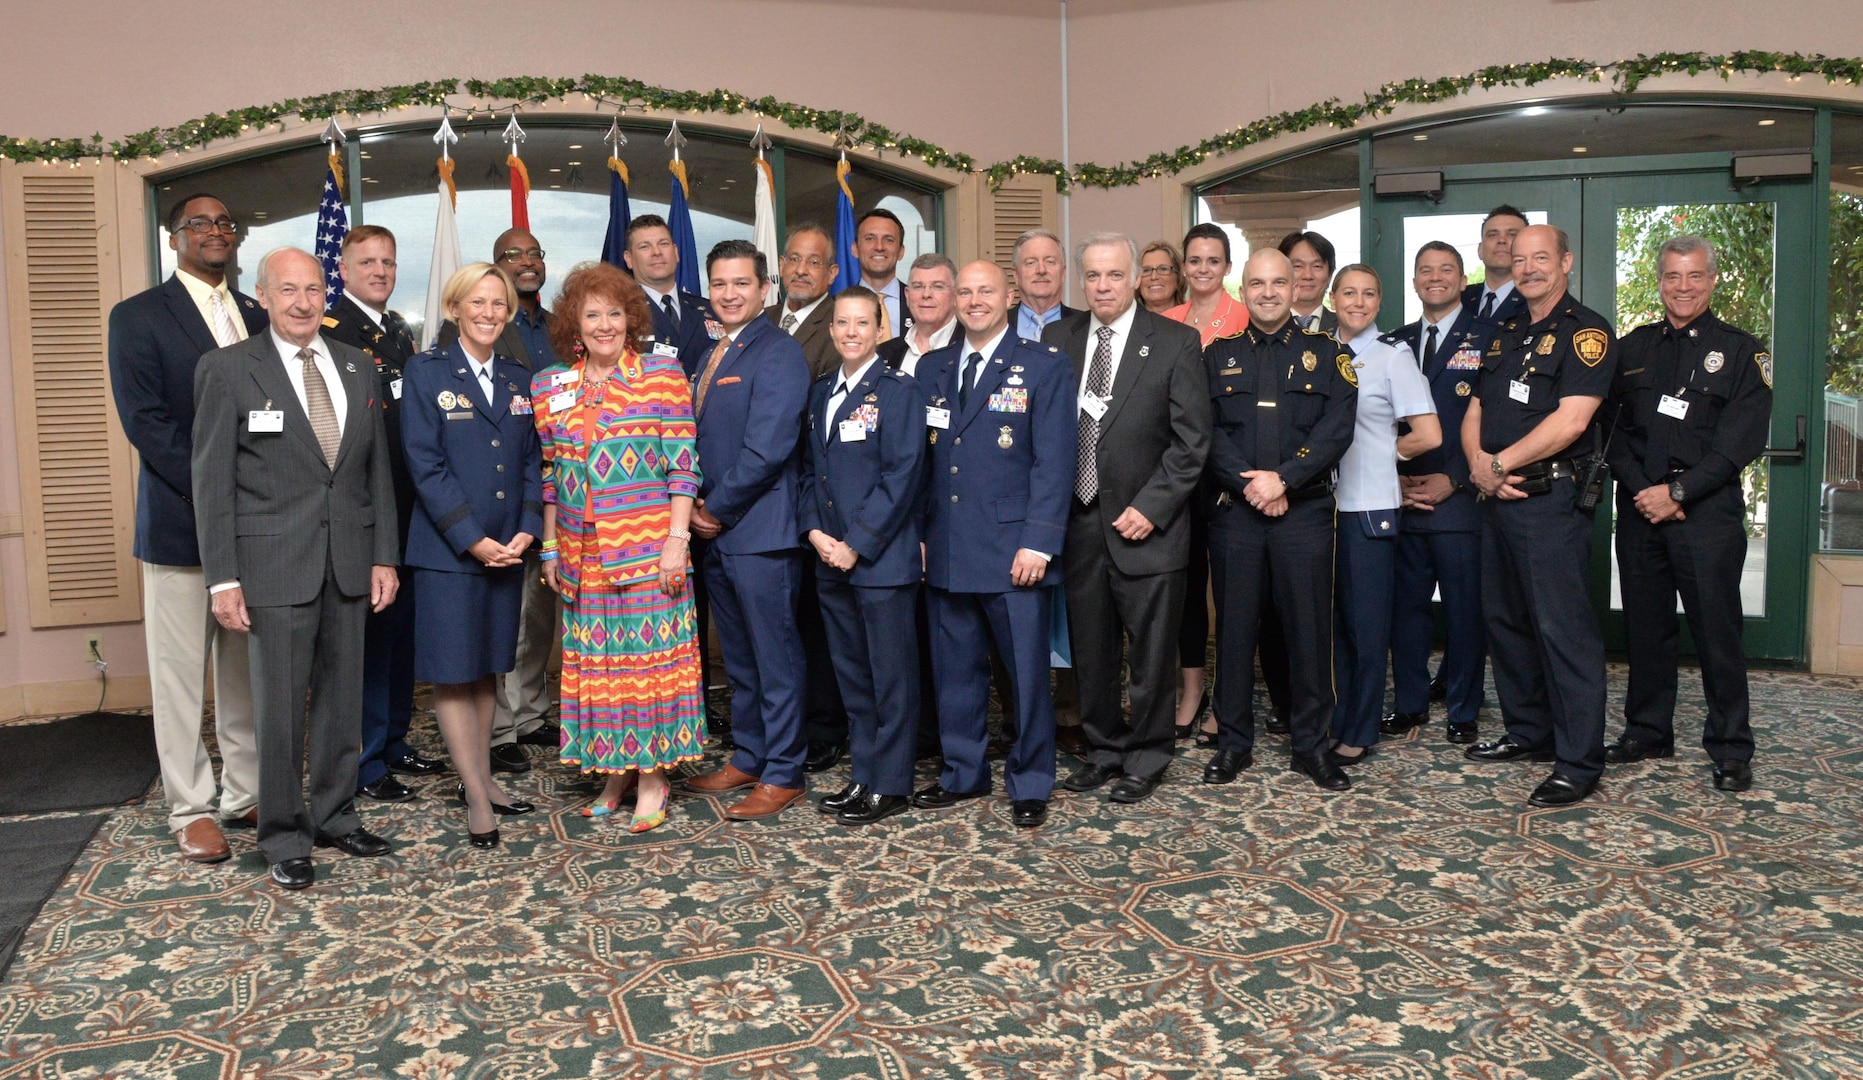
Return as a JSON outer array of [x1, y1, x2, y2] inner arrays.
[[978, 173, 1059, 277], [2, 162, 141, 626]]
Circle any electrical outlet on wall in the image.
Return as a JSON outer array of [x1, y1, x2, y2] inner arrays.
[[86, 635, 105, 668]]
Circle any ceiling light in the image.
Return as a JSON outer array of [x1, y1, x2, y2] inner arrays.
[[363, 177, 378, 183], [1522, 106, 1549, 117], [1758, 119, 1777, 126], [548, 167, 561, 173], [1412, 134, 1429, 142], [1572, 146, 1588, 154], [568, 144, 583, 149]]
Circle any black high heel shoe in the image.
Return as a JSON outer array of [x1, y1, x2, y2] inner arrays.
[[457, 782, 536, 816], [1175, 687, 1212, 740], [468, 826, 500, 849]]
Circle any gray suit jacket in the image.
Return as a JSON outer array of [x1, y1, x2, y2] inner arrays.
[[1045, 306, 1211, 576], [191, 333, 400, 607]]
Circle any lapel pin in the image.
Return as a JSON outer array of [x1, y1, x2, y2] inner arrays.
[[1139, 345, 1150, 357], [344, 362, 357, 372]]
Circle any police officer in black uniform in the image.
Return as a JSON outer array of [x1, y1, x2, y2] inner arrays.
[[1604, 235, 1770, 792], [1203, 248, 1358, 791], [1462, 224, 1616, 807]]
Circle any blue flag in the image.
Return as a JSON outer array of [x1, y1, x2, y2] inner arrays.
[[315, 156, 349, 309], [668, 160, 702, 297], [833, 158, 859, 293], [598, 157, 632, 271]]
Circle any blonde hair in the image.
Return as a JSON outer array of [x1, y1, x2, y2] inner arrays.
[[442, 262, 519, 315]]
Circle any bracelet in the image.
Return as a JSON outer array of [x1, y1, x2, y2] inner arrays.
[[667, 526, 691, 541], [540, 538, 558, 551], [538, 550, 559, 562]]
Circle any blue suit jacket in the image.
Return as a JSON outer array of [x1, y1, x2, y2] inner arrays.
[[108, 274, 268, 565], [649, 290, 719, 378], [695, 316, 812, 555], [921, 333, 1074, 594], [800, 362, 928, 587], [399, 341, 544, 573], [1461, 281, 1528, 326], [1393, 298, 1510, 534]]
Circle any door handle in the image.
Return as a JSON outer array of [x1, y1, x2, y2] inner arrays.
[[1761, 414, 1806, 462]]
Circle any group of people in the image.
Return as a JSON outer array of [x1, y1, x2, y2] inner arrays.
[[109, 191, 1770, 890]]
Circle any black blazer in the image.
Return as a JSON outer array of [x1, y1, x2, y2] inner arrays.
[[648, 289, 719, 378], [320, 296, 419, 553], [108, 274, 268, 566], [765, 298, 839, 379], [1044, 307, 1211, 576]]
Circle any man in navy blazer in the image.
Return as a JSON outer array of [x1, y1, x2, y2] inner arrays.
[[684, 240, 815, 820], [108, 193, 267, 865], [915, 261, 1075, 829], [1387, 242, 1503, 746], [626, 214, 719, 377]]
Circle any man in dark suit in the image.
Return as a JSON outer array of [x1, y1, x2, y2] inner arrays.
[[321, 225, 445, 801], [108, 193, 266, 865], [192, 246, 401, 889], [1280, 230, 1338, 333], [684, 240, 816, 820], [878, 253, 959, 377], [1466, 205, 1531, 326], [853, 208, 912, 340], [915, 261, 1075, 828], [1048, 233, 1211, 803], [626, 213, 718, 377], [1008, 228, 1078, 349]]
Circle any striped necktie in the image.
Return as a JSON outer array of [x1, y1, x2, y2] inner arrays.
[[297, 348, 341, 467], [209, 291, 241, 348]]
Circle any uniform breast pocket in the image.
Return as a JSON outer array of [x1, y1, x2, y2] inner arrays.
[[1212, 383, 1254, 426], [993, 496, 1028, 523], [1285, 385, 1327, 432]]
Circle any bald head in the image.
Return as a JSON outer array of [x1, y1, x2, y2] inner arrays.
[[955, 260, 1011, 344], [1241, 249, 1295, 331], [253, 247, 327, 348]]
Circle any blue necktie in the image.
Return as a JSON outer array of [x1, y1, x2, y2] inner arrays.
[[959, 351, 984, 410]]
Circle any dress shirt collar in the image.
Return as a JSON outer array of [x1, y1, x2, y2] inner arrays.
[[1481, 279, 1516, 312], [782, 293, 828, 332], [961, 326, 1010, 366], [348, 295, 387, 330], [640, 281, 678, 318]]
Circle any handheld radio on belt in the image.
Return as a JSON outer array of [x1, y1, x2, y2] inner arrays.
[[1575, 401, 1623, 512]]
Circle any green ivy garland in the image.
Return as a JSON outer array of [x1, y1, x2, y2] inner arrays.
[[3, 52, 1860, 189]]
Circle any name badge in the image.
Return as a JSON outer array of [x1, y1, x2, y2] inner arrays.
[[1657, 394, 1689, 420], [550, 369, 580, 387], [548, 390, 577, 413], [926, 406, 951, 429], [1079, 393, 1108, 421], [1508, 379, 1531, 404], [652, 342, 680, 358], [249, 410, 284, 433], [839, 419, 868, 442], [509, 395, 534, 416], [389, 378, 403, 400]]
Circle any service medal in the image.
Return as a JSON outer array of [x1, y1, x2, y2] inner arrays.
[[1536, 335, 1557, 356], [998, 425, 1014, 449], [457, 397, 472, 411], [865, 393, 878, 402], [1302, 351, 1318, 371], [1455, 381, 1471, 396], [929, 430, 938, 444], [1703, 350, 1725, 373], [437, 390, 456, 410]]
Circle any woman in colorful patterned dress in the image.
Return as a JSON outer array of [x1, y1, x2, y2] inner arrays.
[[534, 261, 705, 833]]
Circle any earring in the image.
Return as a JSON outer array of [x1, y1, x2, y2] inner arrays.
[[573, 339, 586, 357]]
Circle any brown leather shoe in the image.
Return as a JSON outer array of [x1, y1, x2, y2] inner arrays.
[[725, 783, 806, 820], [176, 818, 231, 863], [685, 763, 760, 793], [222, 808, 258, 830]]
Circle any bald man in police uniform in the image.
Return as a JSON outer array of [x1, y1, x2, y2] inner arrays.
[[1462, 224, 1616, 808]]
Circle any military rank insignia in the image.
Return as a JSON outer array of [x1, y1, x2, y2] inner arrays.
[[1573, 328, 1609, 367], [321, 315, 340, 329], [1336, 354, 1358, 388], [1757, 352, 1773, 388]]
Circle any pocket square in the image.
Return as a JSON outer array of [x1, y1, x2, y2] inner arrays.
[[716, 376, 742, 386]]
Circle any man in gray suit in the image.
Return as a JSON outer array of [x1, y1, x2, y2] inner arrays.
[[193, 246, 401, 890], [1046, 232, 1211, 804]]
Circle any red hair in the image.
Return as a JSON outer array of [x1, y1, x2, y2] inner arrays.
[[548, 261, 655, 362]]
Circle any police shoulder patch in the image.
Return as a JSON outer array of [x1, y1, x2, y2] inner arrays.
[[1756, 352, 1773, 389], [1573, 327, 1610, 367], [1336, 353, 1358, 388]]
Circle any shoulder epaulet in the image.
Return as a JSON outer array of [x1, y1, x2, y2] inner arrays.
[[1211, 325, 1247, 341], [1377, 329, 1406, 346], [1300, 326, 1328, 337], [886, 366, 908, 379], [321, 315, 340, 328]]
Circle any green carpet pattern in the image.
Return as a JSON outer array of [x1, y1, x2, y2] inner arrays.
[[2, 667, 1860, 1079]]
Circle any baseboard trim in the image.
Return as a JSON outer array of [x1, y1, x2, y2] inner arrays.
[[0, 675, 152, 721]]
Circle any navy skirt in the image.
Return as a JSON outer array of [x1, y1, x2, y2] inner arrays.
[[413, 565, 524, 684]]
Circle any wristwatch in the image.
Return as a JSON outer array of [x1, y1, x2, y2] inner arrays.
[[1490, 455, 1506, 477], [1669, 479, 1687, 504]]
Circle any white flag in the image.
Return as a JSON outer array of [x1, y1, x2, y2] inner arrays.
[[753, 157, 780, 308], [422, 177, 462, 350]]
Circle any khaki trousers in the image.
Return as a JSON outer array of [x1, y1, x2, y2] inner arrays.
[[491, 548, 560, 745], [141, 562, 257, 831]]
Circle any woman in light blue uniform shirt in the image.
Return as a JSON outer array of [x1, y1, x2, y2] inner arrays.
[[1329, 265, 1441, 766]]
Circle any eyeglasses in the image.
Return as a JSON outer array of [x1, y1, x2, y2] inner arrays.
[[179, 216, 239, 234], [497, 248, 546, 262], [1139, 265, 1179, 278], [782, 254, 829, 270], [904, 282, 952, 294]]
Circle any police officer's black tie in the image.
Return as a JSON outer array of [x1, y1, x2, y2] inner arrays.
[[1423, 324, 1439, 370], [1077, 327, 1115, 504], [1254, 339, 1280, 474], [959, 350, 985, 411]]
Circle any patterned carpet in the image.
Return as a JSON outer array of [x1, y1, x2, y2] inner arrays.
[[2, 666, 1861, 1080]]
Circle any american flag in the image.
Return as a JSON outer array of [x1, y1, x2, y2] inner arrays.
[[315, 161, 348, 309]]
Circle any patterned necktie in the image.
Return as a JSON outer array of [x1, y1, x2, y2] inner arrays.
[[1296, 314, 1316, 331], [781, 311, 799, 333], [1076, 326, 1115, 504], [959, 351, 985, 410], [209, 291, 241, 348], [298, 348, 341, 467], [1480, 292, 1496, 321], [1423, 324, 1439, 369], [693, 336, 731, 414]]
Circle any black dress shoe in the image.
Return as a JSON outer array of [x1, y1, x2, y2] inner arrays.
[[818, 783, 869, 814], [357, 775, 417, 803], [1060, 762, 1120, 792], [910, 783, 989, 809], [1429, 675, 1447, 702], [455, 782, 536, 816], [1054, 726, 1091, 756], [270, 857, 314, 889], [314, 828, 392, 857], [1291, 752, 1351, 791], [838, 792, 911, 825], [1527, 772, 1595, 807], [468, 827, 500, 849], [1464, 737, 1555, 763], [1379, 711, 1427, 737], [489, 743, 532, 773], [386, 751, 445, 776], [1604, 735, 1675, 764], [1012, 799, 1048, 828], [1203, 749, 1253, 784], [1325, 744, 1376, 769], [1263, 712, 1291, 736], [1446, 720, 1479, 744], [1107, 773, 1161, 804], [804, 740, 847, 773], [516, 721, 562, 747], [1712, 760, 1753, 792]]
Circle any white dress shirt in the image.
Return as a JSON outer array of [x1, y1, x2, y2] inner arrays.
[[780, 293, 828, 334], [1077, 301, 1138, 400], [274, 330, 349, 434], [641, 281, 679, 322], [825, 356, 880, 432], [1476, 279, 1516, 317], [899, 318, 957, 377], [868, 276, 903, 334], [348, 295, 387, 332], [958, 327, 1010, 394], [1418, 308, 1460, 367]]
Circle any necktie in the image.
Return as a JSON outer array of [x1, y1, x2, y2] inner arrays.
[[475, 362, 495, 406], [959, 351, 984, 410], [662, 294, 678, 323], [1423, 324, 1439, 370], [1254, 339, 1281, 472], [382, 309, 416, 358], [781, 311, 799, 333], [878, 299, 893, 343], [827, 379, 850, 433], [1480, 292, 1496, 321], [693, 336, 731, 414], [298, 348, 341, 467], [209, 291, 241, 348], [1296, 314, 1315, 331], [1077, 326, 1115, 504]]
